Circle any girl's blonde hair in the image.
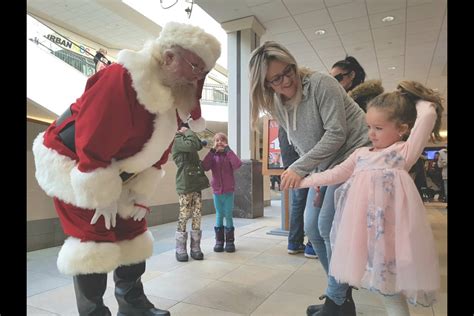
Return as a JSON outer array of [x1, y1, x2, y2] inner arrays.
[[213, 132, 228, 143], [248, 41, 314, 130], [367, 80, 444, 141]]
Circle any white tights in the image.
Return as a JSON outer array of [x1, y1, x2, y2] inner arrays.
[[382, 293, 410, 316]]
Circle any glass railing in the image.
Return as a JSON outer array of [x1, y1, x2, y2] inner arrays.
[[201, 83, 228, 105]]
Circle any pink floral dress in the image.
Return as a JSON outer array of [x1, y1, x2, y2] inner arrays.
[[299, 101, 440, 306]]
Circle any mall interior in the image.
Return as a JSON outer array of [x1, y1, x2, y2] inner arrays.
[[27, 0, 447, 315]]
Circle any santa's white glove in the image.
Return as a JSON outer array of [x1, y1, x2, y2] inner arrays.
[[90, 201, 118, 230], [130, 203, 149, 221], [129, 192, 151, 221]]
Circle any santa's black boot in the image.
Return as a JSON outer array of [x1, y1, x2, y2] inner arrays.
[[73, 273, 111, 316], [114, 262, 170, 316]]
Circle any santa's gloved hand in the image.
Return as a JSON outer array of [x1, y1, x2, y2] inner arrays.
[[129, 192, 151, 221], [90, 201, 117, 230], [130, 203, 150, 221]]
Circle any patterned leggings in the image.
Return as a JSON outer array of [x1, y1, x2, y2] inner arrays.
[[177, 192, 202, 232]]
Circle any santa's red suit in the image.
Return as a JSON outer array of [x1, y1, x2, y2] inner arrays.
[[33, 51, 206, 276]]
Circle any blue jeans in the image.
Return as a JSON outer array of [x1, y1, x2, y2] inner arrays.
[[213, 193, 234, 227], [304, 184, 349, 305], [288, 188, 309, 245]]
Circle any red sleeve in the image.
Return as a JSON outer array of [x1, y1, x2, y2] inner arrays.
[[74, 65, 134, 172]]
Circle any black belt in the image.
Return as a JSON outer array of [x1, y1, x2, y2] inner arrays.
[[56, 107, 136, 183]]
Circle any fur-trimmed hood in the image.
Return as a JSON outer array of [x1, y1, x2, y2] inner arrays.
[[348, 80, 384, 112]]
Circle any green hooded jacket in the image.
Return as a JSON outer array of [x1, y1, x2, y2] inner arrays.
[[172, 129, 210, 194]]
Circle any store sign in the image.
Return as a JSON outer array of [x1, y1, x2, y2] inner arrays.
[[44, 34, 95, 58]]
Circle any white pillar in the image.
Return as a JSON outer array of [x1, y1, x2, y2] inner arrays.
[[223, 16, 265, 160], [222, 17, 266, 219]]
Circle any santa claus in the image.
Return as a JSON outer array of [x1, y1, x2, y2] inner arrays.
[[32, 21, 220, 316]]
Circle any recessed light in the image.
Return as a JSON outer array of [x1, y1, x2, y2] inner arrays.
[[314, 29, 326, 35], [382, 16, 395, 22], [388, 66, 396, 70]]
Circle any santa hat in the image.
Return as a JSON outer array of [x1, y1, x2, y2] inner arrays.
[[155, 21, 221, 70], [187, 99, 205, 132]]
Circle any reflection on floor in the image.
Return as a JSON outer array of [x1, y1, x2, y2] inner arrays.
[[27, 200, 447, 315]]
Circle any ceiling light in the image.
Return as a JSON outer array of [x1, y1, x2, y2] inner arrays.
[[388, 66, 396, 70], [382, 16, 395, 22], [314, 29, 326, 36]]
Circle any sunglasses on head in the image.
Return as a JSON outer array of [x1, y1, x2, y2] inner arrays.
[[333, 72, 352, 82]]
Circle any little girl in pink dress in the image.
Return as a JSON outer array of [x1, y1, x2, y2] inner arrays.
[[299, 80, 444, 315]]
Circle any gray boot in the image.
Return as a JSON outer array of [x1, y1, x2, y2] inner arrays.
[[175, 231, 189, 262], [190, 230, 204, 260]]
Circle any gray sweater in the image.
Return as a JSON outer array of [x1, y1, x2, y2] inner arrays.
[[274, 72, 370, 176]]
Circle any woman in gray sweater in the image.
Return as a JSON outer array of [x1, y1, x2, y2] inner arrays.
[[249, 41, 370, 316]]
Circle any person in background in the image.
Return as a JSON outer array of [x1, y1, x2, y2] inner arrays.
[[347, 79, 384, 112], [409, 154, 429, 201], [249, 41, 370, 316], [427, 152, 445, 201], [172, 123, 210, 262], [298, 80, 444, 316], [437, 146, 447, 202], [270, 175, 281, 190], [32, 22, 220, 316], [202, 133, 242, 253], [94, 47, 111, 73], [279, 126, 317, 259], [330, 56, 366, 92]]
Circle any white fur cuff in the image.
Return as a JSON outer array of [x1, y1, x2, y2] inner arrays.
[[126, 167, 162, 199], [70, 165, 122, 209]]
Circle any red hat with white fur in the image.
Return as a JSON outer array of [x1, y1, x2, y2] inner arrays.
[[188, 99, 205, 132]]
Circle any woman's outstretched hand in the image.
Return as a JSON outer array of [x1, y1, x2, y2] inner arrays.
[[280, 169, 302, 190]]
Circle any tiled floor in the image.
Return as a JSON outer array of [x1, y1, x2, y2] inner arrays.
[[27, 200, 447, 316]]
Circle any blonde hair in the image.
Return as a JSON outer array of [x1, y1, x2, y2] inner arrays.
[[248, 41, 314, 130], [213, 132, 228, 143], [367, 80, 444, 141]]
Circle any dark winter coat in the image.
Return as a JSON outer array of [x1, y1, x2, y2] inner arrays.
[[172, 129, 210, 194]]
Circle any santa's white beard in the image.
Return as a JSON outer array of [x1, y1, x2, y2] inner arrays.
[[171, 82, 197, 117], [158, 67, 197, 117]]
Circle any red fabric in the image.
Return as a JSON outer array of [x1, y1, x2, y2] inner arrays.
[[41, 65, 208, 243], [189, 78, 205, 120], [54, 198, 147, 242], [43, 64, 156, 172]]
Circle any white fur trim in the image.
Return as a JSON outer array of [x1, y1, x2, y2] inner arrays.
[[156, 22, 221, 70], [57, 237, 121, 275], [70, 164, 122, 210], [33, 132, 122, 209], [126, 167, 161, 198], [33, 133, 78, 206], [188, 117, 206, 132], [117, 49, 175, 114], [117, 231, 154, 266], [118, 108, 177, 173]]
